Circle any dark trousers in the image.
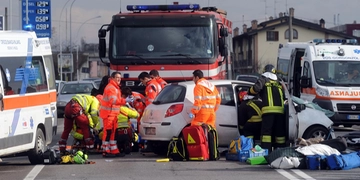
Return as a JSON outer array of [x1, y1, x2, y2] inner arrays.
[[243, 122, 262, 141], [260, 113, 286, 152]]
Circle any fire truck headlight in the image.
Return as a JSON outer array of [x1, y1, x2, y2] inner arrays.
[[316, 86, 330, 97]]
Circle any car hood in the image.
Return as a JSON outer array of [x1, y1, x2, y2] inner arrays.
[[57, 94, 75, 103]]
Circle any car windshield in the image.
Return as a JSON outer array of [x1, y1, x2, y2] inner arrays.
[[153, 85, 186, 104], [313, 61, 360, 86], [60, 83, 94, 94]]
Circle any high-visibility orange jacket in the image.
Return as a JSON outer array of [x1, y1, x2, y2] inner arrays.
[[155, 77, 168, 90], [99, 79, 126, 118], [131, 91, 146, 116], [191, 78, 221, 115], [144, 79, 161, 106]]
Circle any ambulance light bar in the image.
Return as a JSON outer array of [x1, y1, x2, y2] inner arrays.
[[23, 24, 34, 31], [312, 38, 358, 44], [127, 4, 200, 11]]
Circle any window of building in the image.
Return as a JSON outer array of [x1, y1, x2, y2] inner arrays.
[[266, 31, 279, 41], [285, 29, 298, 39]]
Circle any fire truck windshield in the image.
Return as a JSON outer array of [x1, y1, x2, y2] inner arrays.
[[313, 61, 360, 86], [111, 25, 214, 60]]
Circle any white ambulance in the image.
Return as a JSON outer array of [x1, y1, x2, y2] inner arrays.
[[0, 31, 57, 164], [277, 38, 360, 127]]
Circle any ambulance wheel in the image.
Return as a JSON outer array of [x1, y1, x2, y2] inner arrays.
[[28, 128, 46, 164], [302, 126, 329, 140]]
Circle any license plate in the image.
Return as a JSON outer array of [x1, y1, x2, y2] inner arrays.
[[347, 115, 359, 120], [145, 127, 156, 135]]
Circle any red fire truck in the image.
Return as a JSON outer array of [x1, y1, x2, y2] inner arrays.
[[98, 3, 233, 93]]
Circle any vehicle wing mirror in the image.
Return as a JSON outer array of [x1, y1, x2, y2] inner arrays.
[[295, 104, 306, 113], [220, 27, 228, 37], [219, 37, 228, 57], [300, 76, 311, 88], [98, 29, 107, 58]]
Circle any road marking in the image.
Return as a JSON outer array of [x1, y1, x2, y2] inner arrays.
[[276, 169, 300, 180], [291, 169, 316, 180], [23, 165, 44, 180]]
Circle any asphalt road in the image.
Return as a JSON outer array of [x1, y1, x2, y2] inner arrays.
[[1, 118, 360, 180]]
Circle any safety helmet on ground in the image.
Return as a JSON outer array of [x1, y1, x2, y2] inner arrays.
[[238, 91, 248, 102], [263, 64, 276, 73]]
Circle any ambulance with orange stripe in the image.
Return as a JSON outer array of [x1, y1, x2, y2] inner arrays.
[[0, 31, 57, 164], [277, 38, 360, 127]]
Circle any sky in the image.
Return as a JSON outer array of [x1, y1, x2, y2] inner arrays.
[[1, 0, 360, 46]]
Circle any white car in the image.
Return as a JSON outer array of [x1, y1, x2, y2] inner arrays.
[[140, 80, 335, 154]]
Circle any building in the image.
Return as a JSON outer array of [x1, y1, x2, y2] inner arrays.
[[329, 21, 360, 42], [232, 8, 357, 75]]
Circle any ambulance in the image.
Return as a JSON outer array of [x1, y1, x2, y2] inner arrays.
[[277, 38, 360, 127], [0, 30, 57, 164]]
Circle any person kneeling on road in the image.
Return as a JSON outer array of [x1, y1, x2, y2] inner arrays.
[[115, 87, 140, 156], [58, 94, 100, 154], [238, 90, 263, 140]]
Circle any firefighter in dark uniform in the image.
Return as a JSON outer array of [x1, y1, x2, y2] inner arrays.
[[238, 91, 263, 140], [249, 64, 286, 152]]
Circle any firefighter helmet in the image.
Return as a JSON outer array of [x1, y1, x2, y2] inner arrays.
[[263, 64, 276, 73]]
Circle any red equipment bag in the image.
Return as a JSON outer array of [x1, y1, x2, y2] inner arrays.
[[182, 125, 209, 161], [116, 127, 133, 154]]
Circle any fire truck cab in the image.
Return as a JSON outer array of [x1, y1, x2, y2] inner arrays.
[[98, 3, 233, 94], [277, 38, 360, 127]]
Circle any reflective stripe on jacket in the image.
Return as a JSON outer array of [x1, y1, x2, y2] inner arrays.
[[144, 79, 161, 106], [238, 99, 263, 127], [99, 79, 126, 118], [249, 76, 285, 114], [72, 94, 100, 129], [117, 106, 140, 128], [191, 78, 221, 115], [71, 123, 83, 140]]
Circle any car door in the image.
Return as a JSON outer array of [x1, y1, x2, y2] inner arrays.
[[215, 84, 238, 146], [281, 81, 299, 142]]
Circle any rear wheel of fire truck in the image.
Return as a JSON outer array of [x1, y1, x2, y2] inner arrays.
[[28, 128, 46, 164], [302, 126, 330, 140]]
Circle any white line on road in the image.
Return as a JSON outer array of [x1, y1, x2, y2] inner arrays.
[[276, 169, 301, 180], [291, 169, 316, 180], [23, 165, 45, 180]]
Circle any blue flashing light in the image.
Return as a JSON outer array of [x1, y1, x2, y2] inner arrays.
[[313, 38, 358, 44], [123, 73, 129, 78], [23, 24, 34, 31], [127, 4, 200, 11]]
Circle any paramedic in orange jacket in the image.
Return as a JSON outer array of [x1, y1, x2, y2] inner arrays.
[[99, 72, 133, 157], [189, 70, 221, 129], [149, 69, 168, 90], [138, 72, 161, 106]]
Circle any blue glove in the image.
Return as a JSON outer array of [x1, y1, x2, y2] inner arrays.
[[188, 113, 195, 119], [125, 96, 134, 103]]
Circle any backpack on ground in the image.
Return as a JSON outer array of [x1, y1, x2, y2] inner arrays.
[[167, 137, 188, 161], [203, 124, 220, 161]]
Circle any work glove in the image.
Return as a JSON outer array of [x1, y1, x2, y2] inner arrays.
[[126, 96, 134, 103], [188, 113, 195, 119]]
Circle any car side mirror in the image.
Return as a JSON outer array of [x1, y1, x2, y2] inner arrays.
[[295, 104, 306, 112], [300, 76, 311, 88]]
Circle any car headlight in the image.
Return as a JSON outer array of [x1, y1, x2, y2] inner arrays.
[[316, 86, 329, 97], [57, 101, 67, 106]]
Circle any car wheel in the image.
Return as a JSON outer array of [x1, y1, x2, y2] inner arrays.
[[28, 128, 46, 165], [302, 126, 330, 140]]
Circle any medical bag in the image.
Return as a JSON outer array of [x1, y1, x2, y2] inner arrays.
[[203, 124, 220, 160], [116, 127, 133, 154], [167, 137, 188, 161], [182, 125, 209, 161]]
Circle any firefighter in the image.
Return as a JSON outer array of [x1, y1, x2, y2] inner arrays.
[[99, 72, 133, 157], [149, 69, 168, 90], [238, 91, 263, 140], [58, 94, 100, 153], [138, 72, 161, 106], [189, 69, 221, 129], [249, 64, 286, 152]]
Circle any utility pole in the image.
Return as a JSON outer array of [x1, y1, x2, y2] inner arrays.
[[289, 8, 294, 42]]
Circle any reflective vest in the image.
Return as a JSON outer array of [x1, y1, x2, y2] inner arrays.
[[144, 79, 161, 106], [191, 78, 221, 115], [249, 76, 284, 114], [72, 94, 100, 129], [117, 106, 140, 128], [71, 123, 83, 140], [99, 79, 126, 118]]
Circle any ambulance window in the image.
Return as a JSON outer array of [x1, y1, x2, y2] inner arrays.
[[303, 62, 311, 78], [215, 85, 234, 106]]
